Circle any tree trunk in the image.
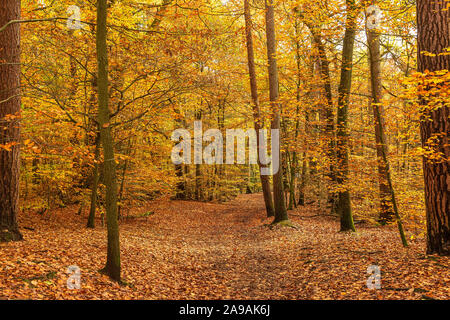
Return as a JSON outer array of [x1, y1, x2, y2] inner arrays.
[[416, 0, 450, 255], [336, 0, 357, 232], [366, 0, 394, 224], [0, 0, 23, 242], [244, 0, 275, 217], [96, 0, 121, 281], [87, 131, 101, 229], [265, 0, 288, 223], [366, 2, 407, 246], [194, 109, 202, 201]]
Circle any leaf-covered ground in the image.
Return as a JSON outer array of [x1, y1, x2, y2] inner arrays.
[[0, 193, 448, 300]]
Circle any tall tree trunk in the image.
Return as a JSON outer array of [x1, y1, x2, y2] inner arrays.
[[366, 0, 394, 224], [96, 0, 121, 281], [0, 0, 22, 242], [265, 0, 288, 223], [366, 2, 407, 246], [416, 0, 450, 255], [244, 0, 274, 217], [336, 0, 357, 232]]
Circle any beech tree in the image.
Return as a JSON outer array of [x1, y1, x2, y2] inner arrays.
[[244, 0, 275, 217], [264, 0, 289, 223], [336, 0, 357, 232], [96, 0, 121, 281], [366, 0, 407, 246]]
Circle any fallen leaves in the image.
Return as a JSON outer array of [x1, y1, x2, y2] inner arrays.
[[0, 193, 448, 300]]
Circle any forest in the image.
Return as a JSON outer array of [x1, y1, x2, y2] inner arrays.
[[0, 0, 449, 301]]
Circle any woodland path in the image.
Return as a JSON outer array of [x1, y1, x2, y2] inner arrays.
[[0, 193, 449, 299]]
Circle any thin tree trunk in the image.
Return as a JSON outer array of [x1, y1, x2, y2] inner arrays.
[[265, 0, 288, 223], [366, 1, 394, 224], [194, 109, 202, 201], [336, 0, 357, 232], [298, 151, 307, 206], [87, 131, 101, 229], [118, 138, 131, 220], [366, 0, 407, 247], [244, 0, 274, 217], [288, 151, 297, 210], [96, 0, 121, 281], [416, 0, 450, 255], [0, 0, 22, 242]]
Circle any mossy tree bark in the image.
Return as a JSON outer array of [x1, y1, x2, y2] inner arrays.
[[336, 0, 357, 232]]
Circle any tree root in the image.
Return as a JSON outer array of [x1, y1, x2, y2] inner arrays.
[[268, 220, 299, 230]]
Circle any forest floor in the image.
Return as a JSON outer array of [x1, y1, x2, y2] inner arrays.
[[0, 193, 449, 300]]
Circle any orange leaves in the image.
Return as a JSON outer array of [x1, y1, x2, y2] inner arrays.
[[0, 142, 18, 152], [1, 193, 449, 300]]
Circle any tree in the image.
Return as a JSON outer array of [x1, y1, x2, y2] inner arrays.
[[416, 0, 449, 255], [336, 0, 357, 232], [306, 21, 337, 214], [366, 0, 407, 246], [87, 130, 100, 229], [96, 0, 121, 281], [244, 0, 275, 217], [0, 0, 23, 242], [265, 0, 288, 223]]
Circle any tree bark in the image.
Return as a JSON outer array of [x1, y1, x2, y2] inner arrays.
[[265, 0, 288, 223], [96, 0, 121, 281], [336, 0, 357, 232], [244, 0, 275, 217], [0, 0, 23, 242], [416, 0, 450, 255]]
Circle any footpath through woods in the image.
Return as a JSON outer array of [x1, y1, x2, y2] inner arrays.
[[0, 193, 449, 299]]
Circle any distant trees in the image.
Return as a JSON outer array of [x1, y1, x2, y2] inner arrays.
[[0, 0, 22, 242], [416, 0, 449, 255]]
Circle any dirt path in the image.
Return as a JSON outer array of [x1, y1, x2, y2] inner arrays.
[[0, 193, 449, 299]]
